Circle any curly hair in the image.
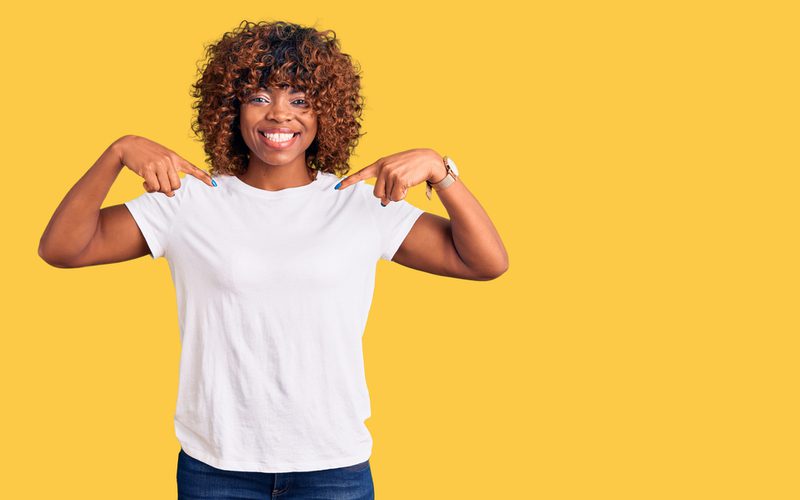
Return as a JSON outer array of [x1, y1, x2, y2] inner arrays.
[[189, 20, 366, 177]]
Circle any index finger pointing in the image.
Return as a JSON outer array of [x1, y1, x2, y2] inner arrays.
[[179, 161, 216, 187], [334, 162, 379, 190]]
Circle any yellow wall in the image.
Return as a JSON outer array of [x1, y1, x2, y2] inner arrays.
[[5, 1, 797, 498]]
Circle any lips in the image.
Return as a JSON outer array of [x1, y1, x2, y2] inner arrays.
[[258, 130, 300, 149], [258, 130, 300, 138], [260, 127, 300, 134]]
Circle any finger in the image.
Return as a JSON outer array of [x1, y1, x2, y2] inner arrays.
[[156, 168, 174, 197], [374, 173, 389, 207], [167, 164, 181, 193], [334, 161, 380, 191], [383, 172, 396, 205], [143, 169, 160, 193], [179, 160, 215, 187], [393, 178, 409, 202]]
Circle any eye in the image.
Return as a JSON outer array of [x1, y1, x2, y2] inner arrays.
[[248, 97, 308, 106]]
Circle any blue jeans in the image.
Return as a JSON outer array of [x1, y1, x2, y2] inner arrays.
[[177, 448, 375, 499]]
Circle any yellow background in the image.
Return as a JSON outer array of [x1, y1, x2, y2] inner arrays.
[[4, 0, 798, 498]]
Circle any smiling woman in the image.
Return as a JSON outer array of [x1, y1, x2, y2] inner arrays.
[[38, 16, 507, 500], [189, 20, 365, 180]]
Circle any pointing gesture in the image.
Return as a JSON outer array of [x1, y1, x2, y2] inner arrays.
[[117, 135, 216, 197], [334, 148, 446, 206]]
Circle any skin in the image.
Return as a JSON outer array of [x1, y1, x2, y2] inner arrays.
[[335, 150, 509, 280], [237, 84, 320, 190], [37, 135, 213, 267], [37, 84, 508, 280]]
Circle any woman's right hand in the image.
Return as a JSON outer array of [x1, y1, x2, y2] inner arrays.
[[115, 135, 215, 196]]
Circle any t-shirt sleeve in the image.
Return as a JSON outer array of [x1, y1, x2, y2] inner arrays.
[[123, 185, 187, 260], [358, 181, 426, 261]]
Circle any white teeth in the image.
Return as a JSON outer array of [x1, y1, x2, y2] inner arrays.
[[260, 131, 296, 142]]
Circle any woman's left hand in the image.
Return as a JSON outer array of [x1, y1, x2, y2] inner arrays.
[[333, 148, 446, 205]]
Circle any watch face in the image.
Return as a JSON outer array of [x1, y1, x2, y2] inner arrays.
[[445, 157, 459, 176]]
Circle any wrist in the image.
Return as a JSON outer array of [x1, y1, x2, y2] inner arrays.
[[428, 158, 448, 184], [110, 135, 131, 167]]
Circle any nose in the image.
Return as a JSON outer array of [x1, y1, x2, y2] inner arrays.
[[265, 98, 293, 122]]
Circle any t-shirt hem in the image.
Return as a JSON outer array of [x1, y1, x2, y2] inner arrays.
[[178, 442, 373, 473]]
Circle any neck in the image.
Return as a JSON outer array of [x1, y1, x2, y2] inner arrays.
[[238, 158, 317, 191]]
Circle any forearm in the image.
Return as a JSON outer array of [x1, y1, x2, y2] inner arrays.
[[429, 162, 509, 276], [38, 137, 127, 265]]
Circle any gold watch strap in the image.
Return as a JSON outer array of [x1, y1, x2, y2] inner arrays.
[[426, 156, 457, 200]]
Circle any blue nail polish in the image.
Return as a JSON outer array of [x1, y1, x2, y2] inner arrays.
[[381, 202, 387, 207], [334, 181, 341, 190], [212, 179, 218, 187]]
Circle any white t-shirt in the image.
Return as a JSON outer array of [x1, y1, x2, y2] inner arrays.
[[123, 170, 424, 473]]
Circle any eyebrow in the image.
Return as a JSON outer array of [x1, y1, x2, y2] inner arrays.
[[261, 86, 304, 94]]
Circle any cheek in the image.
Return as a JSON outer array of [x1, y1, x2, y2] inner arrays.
[[238, 115, 253, 140], [307, 122, 319, 140], [305, 131, 318, 147], [241, 130, 256, 150]]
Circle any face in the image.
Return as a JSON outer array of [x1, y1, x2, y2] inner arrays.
[[239, 84, 318, 168]]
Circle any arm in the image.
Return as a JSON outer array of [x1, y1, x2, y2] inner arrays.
[[393, 161, 509, 280], [335, 148, 508, 281], [37, 137, 150, 267]]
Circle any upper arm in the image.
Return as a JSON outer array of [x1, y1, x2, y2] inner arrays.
[[63, 204, 151, 267], [47, 175, 192, 268], [391, 212, 495, 280]]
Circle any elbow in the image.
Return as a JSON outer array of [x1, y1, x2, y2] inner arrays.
[[474, 256, 509, 281], [37, 246, 59, 267], [485, 266, 509, 281], [38, 240, 73, 268], [37, 240, 53, 266]]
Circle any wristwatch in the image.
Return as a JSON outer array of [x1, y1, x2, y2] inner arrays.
[[426, 155, 459, 200]]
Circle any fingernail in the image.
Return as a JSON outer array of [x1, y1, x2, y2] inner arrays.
[[381, 202, 387, 207], [334, 181, 341, 190], [212, 179, 218, 187]]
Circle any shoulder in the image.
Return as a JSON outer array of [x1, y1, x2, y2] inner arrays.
[[132, 172, 206, 210], [171, 172, 219, 202], [342, 176, 373, 199], [179, 173, 206, 191]]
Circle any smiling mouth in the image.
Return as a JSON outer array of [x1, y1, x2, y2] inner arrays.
[[258, 131, 301, 149], [259, 130, 300, 138]]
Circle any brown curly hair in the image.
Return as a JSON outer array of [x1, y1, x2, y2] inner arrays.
[[189, 20, 366, 177]]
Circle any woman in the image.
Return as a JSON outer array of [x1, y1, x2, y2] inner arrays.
[[38, 19, 508, 499]]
